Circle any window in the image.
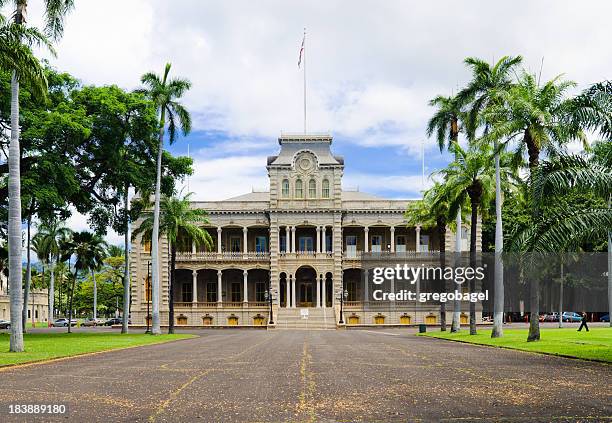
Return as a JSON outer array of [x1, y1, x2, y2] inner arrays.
[[346, 235, 357, 258], [144, 276, 151, 302], [298, 236, 314, 252], [280, 235, 287, 253], [396, 235, 406, 253], [255, 236, 267, 253], [182, 282, 192, 302], [420, 234, 430, 252], [325, 234, 332, 252], [230, 236, 241, 252], [282, 179, 289, 197], [371, 235, 382, 252], [322, 179, 330, 198], [231, 282, 241, 302], [255, 282, 266, 302], [308, 179, 316, 198], [347, 280, 357, 301], [206, 282, 217, 302], [295, 179, 303, 198], [143, 239, 151, 253]]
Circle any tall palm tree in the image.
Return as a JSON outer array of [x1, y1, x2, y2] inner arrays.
[[35, 221, 71, 325], [426, 94, 468, 331], [31, 232, 48, 325], [458, 55, 523, 338], [137, 63, 192, 335], [0, 15, 52, 351], [60, 231, 106, 333], [438, 142, 516, 335], [488, 72, 585, 341], [133, 192, 213, 334]]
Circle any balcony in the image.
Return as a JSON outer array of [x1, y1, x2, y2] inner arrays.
[[279, 251, 333, 259], [175, 252, 270, 262], [174, 301, 268, 309]]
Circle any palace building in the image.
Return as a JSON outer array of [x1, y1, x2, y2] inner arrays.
[[130, 133, 479, 328]]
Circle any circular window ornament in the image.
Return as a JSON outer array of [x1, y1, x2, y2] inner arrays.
[[295, 152, 317, 173]]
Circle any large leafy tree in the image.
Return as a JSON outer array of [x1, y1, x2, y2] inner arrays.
[[0, 6, 65, 351], [133, 192, 212, 334], [457, 55, 523, 338], [137, 63, 192, 335], [60, 231, 106, 333]]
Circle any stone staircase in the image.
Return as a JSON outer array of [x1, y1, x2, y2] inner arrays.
[[275, 307, 337, 330]]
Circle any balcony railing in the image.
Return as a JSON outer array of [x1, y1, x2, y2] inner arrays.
[[176, 252, 270, 262], [174, 301, 268, 308], [342, 250, 440, 260], [278, 251, 333, 259]]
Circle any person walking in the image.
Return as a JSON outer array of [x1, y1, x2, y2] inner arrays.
[[577, 312, 589, 332]]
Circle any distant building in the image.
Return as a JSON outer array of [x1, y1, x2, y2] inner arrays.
[[130, 134, 478, 328], [0, 274, 49, 324]]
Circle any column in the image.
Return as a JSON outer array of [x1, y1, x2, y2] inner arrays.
[[192, 270, 198, 303], [390, 227, 395, 253], [316, 226, 321, 254], [192, 241, 196, 254], [285, 276, 290, 308], [291, 275, 296, 308], [322, 276, 327, 308], [217, 227, 222, 254], [285, 226, 290, 253], [322, 226, 327, 253], [415, 225, 421, 252], [291, 226, 296, 253], [364, 227, 369, 253], [243, 270, 248, 303], [316, 274, 321, 308], [243, 227, 248, 254], [217, 270, 223, 303]]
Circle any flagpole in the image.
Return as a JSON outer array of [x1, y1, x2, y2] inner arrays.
[[303, 27, 307, 134]]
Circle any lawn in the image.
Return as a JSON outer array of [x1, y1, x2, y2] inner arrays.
[[422, 327, 612, 362], [0, 332, 196, 367]]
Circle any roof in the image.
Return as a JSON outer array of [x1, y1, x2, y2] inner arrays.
[[222, 191, 270, 202], [268, 133, 343, 166]]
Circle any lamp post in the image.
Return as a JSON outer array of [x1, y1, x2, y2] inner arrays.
[[338, 287, 348, 324], [264, 288, 275, 325], [145, 260, 151, 334]]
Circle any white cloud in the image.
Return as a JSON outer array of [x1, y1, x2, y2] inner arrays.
[[342, 173, 433, 199]]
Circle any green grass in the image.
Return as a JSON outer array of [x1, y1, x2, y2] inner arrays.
[[421, 327, 612, 362], [0, 332, 196, 367]]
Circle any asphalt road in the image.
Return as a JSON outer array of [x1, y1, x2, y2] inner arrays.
[[0, 329, 610, 422]]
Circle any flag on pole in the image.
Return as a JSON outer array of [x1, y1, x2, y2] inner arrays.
[[298, 33, 305, 68]]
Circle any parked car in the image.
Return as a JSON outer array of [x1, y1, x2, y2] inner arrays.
[[562, 312, 582, 322], [544, 312, 560, 322], [80, 317, 103, 327], [0, 319, 10, 329], [600, 314, 609, 322], [104, 318, 130, 326], [52, 318, 77, 327]]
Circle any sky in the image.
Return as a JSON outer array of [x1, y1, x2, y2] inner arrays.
[[10, 0, 612, 245]]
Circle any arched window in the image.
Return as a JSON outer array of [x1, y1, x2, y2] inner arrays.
[[295, 179, 303, 198], [308, 179, 316, 198], [281, 179, 289, 197], [144, 276, 151, 302], [322, 179, 330, 198]]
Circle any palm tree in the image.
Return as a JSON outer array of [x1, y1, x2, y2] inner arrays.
[[35, 220, 71, 325], [426, 94, 469, 331], [31, 232, 48, 326], [137, 63, 192, 335], [60, 231, 106, 333], [133, 192, 212, 334], [107, 245, 125, 258], [438, 142, 516, 334], [488, 72, 585, 341], [0, 11, 59, 351], [457, 55, 523, 338]]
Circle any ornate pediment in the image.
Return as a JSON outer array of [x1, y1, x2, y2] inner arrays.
[[293, 151, 318, 174]]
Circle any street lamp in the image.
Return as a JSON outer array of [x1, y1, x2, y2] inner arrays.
[[338, 287, 349, 324], [264, 288, 275, 325], [145, 260, 151, 334]]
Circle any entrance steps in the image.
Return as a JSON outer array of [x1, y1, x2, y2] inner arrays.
[[275, 307, 337, 330]]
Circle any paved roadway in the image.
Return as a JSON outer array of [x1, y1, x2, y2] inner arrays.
[[0, 329, 610, 422]]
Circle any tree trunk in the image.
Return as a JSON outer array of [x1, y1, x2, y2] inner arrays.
[[558, 260, 564, 328], [22, 211, 32, 333], [150, 108, 166, 336], [525, 129, 541, 341], [67, 269, 77, 334], [608, 196, 611, 328], [122, 186, 131, 334], [168, 244, 176, 334], [49, 258, 55, 326], [451, 207, 462, 332], [467, 183, 481, 335], [524, 130, 540, 170], [92, 269, 97, 320], [491, 138, 505, 338], [437, 215, 447, 331]]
